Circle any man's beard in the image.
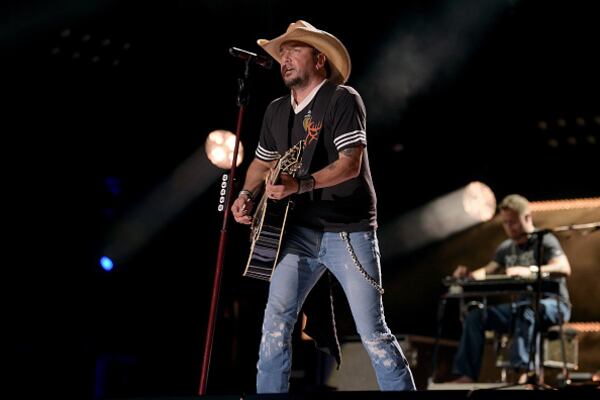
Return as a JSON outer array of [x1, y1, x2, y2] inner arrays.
[[283, 71, 309, 89], [511, 231, 529, 244]]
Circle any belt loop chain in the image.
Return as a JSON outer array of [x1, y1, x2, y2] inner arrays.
[[339, 231, 384, 295]]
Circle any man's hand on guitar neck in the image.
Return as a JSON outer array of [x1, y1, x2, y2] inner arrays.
[[266, 173, 299, 200]]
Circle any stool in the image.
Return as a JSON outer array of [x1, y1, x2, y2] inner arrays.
[[493, 324, 578, 383], [543, 325, 578, 370]]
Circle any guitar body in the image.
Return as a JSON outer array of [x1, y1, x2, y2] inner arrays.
[[242, 140, 304, 281], [243, 198, 292, 281]]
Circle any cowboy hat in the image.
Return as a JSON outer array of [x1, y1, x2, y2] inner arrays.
[[257, 20, 351, 85]]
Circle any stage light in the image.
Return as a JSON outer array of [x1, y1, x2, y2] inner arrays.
[[99, 256, 114, 271], [205, 130, 244, 169], [529, 197, 600, 212], [379, 181, 496, 257], [463, 181, 497, 221]]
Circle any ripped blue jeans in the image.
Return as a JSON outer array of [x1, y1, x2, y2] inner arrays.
[[256, 226, 415, 393]]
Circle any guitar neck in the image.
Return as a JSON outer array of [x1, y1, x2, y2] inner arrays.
[[267, 162, 284, 185], [254, 163, 283, 219]]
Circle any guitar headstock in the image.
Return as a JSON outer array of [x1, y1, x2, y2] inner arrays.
[[278, 140, 304, 177]]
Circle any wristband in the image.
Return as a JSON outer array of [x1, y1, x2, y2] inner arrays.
[[529, 265, 539, 274], [296, 175, 315, 194]]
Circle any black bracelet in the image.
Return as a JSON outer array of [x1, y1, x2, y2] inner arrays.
[[296, 175, 315, 194]]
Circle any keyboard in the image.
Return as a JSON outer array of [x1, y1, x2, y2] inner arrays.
[[442, 276, 560, 296]]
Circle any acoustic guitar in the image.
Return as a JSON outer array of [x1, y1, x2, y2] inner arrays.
[[243, 140, 304, 281]]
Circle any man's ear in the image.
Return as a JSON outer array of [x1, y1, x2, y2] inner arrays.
[[317, 53, 327, 69]]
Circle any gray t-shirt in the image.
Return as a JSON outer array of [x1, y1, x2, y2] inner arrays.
[[493, 233, 570, 305]]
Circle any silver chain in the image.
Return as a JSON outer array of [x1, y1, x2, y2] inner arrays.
[[339, 232, 384, 295]]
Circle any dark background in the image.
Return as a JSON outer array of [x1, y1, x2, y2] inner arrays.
[[5, 0, 599, 398]]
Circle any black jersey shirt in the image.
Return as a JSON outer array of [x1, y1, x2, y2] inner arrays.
[[255, 81, 377, 232]]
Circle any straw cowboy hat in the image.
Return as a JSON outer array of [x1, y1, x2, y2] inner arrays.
[[257, 20, 352, 85]]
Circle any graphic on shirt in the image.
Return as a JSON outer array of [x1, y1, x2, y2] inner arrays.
[[302, 110, 323, 146], [505, 251, 536, 267]]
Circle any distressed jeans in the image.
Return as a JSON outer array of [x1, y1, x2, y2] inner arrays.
[[453, 298, 571, 380], [256, 226, 416, 393]]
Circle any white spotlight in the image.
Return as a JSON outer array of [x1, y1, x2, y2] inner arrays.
[[379, 181, 496, 258], [205, 130, 244, 169], [462, 181, 496, 222]]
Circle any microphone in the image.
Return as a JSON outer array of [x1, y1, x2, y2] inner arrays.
[[229, 47, 273, 70]]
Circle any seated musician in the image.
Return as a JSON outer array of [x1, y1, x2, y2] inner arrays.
[[450, 194, 571, 383]]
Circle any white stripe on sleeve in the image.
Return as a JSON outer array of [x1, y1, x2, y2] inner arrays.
[[255, 145, 280, 161], [334, 130, 367, 150]]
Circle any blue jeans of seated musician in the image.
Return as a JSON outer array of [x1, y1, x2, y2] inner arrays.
[[256, 226, 416, 393], [452, 298, 571, 380]]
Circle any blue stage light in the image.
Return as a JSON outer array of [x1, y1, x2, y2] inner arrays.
[[99, 256, 114, 271]]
